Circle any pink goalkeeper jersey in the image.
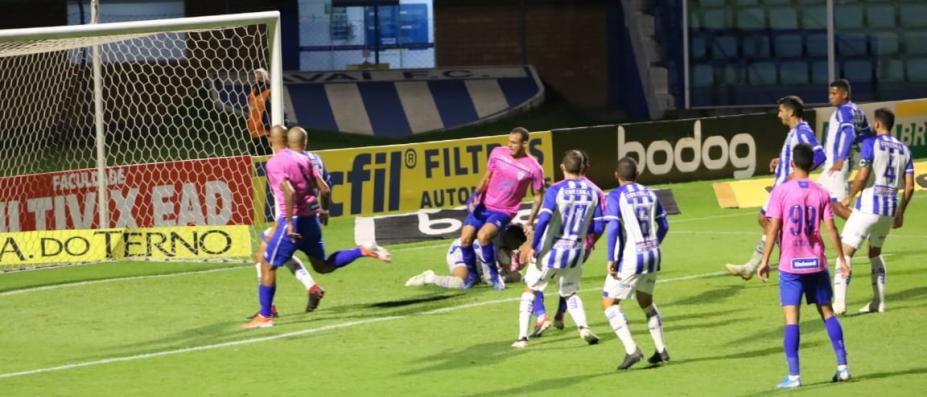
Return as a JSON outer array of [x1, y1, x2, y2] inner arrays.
[[482, 146, 545, 216], [265, 148, 316, 218], [765, 178, 833, 274]]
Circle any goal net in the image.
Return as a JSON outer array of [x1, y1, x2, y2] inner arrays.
[[0, 12, 283, 270]]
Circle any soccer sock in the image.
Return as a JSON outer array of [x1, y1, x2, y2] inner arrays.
[[605, 305, 637, 355], [565, 294, 588, 329], [784, 324, 801, 376], [557, 296, 568, 316], [533, 290, 547, 318], [824, 316, 848, 366], [480, 242, 500, 282], [461, 244, 478, 279], [870, 255, 886, 305], [326, 247, 364, 268], [518, 292, 535, 340], [643, 304, 666, 353], [744, 235, 766, 272], [258, 284, 276, 318], [255, 262, 262, 283], [432, 275, 464, 289], [286, 256, 317, 290], [833, 256, 851, 309]]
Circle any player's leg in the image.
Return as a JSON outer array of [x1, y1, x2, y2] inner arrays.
[[530, 290, 552, 338], [554, 296, 567, 330], [777, 272, 803, 388], [602, 275, 643, 369], [245, 222, 295, 328], [860, 217, 892, 313], [810, 270, 851, 382], [460, 212, 483, 288], [477, 215, 509, 290], [558, 267, 597, 345], [726, 211, 769, 280], [432, 264, 469, 289], [514, 262, 550, 347], [834, 211, 872, 314], [635, 274, 668, 365], [284, 256, 325, 312]]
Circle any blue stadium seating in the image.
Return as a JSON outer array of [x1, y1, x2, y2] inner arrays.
[[736, 8, 766, 29], [899, 4, 927, 28], [691, 34, 708, 60], [871, 32, 899, 56], [768, 7, 798, 29], [904, 31, 927, 55], [693, 63, 715, 87], [866, 4, 897, 29], [711, 34, 739, 59], [879, 59, 906, 82], [801, 6, 827, 29], [780, 61, 810, 85], [835, 5, 865, 30], [844, 60, 873, 83], [722, 64, 742, 84], [773, 33, 803, 57], [837, 33, 868, 57], [748, 62, 777, 85], [811, 60, 829, 84], [806, 33, 828, 57], [906, 58, 927, 82], [702, 8, 731, 29], [742, 35, 770, 58]]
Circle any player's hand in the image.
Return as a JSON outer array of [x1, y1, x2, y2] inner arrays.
[[756, 261, 770, 283], [607, 261, 618, 278], [769, 158, 779, 172], [836, 256, 851, 279], [286, 222, 301, 241], [840, 197, 852, 208], [319, 211, 329, 226], [893, 212, 904, 229]]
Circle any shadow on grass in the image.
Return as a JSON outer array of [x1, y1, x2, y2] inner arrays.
[[668, 285, 747, 306], [456, 371, 615, 397], [734, 366, 927, 397]]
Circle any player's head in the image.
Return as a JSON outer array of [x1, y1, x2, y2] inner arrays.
[[268, 124, 287, 149], [286, 126, 307, 151], [254, 68, 269, 83], [500, 224, 527, 251], [872, 107, 895, 134], [507, 127, 529, 157], [578, 150, 591, 176], [777, 95, 804, 126], [790, 143, 814, 173], [560, 150, 584, 177], [615, 156, 639, 183], [828, 79, 851, 106]]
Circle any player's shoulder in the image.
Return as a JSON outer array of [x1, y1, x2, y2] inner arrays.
[[489, 146, 509, 158], [834, 103, 855, 121]]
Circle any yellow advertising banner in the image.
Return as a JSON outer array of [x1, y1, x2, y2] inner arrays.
[[253, 132, 554, 220], [0, 225, 252, 267], [714, 161, 927, 208]]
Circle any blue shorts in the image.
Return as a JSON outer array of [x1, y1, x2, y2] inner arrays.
[[779, 269, 833, 306], [263, 216, 326, 266], [464, 205, 512, 231]]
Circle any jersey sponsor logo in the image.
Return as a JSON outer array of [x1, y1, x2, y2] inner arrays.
[[791, 258, 821, 270]]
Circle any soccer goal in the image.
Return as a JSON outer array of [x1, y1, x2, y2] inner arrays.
[[0, 11, 283, 270]]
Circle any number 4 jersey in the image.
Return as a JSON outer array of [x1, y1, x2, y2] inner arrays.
[[856, 134, 914, 217], [766, 178, 833, 274], [604, 183, 669, 277]]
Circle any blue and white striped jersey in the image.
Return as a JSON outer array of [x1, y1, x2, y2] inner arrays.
[[532, 178, 604, 269], [605, 183, 669, 277], [855, 134, 914, 217], [824, 102, 871, 172], [303, 151, 332, 211], [774, 120, 826, 186]]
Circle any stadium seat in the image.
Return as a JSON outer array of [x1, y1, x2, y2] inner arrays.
[[711, 34, 739, 59], [734, 0, 760, 5], [700, 0, 727, 7], [742, 35, 770, 58], [773, 33, 803, 57], [903, 31, 927, 55], [837, 33, 868, 57], [723, 64, 742, 85], [866, 4, 896, 29], [806, 33, 828, 57], [691, 34, 708, 60], [907, 58, 927, 82], [768, 7, 799, 30], [844, 60, 873, 83], [811, 60, 829, 84], [835, 5, 864, 30], [794, 0, 825, 4], [802, 7, 826, 29], [899, 4, 927, 28], [780, 61, 810, 85], [763, 0, 792, 5], [702, 8, 731, 30], [693, 63, 714, 87], [689, 11, 701, 30], [871, 32, 899, 56], [879, 59, 905, 82], [736, 8, 766, 30], [748, 62, 777, 85]]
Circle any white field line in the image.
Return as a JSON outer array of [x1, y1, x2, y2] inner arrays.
[[0, 269, 728, 380]]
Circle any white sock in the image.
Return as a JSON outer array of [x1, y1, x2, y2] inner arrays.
[[870, 255, 886, 305], [286, 256, 316, 290], [833, 256, 851, 308], [566, 294, 589, 329], [605, 305, 637, 355], [744, 235, 766, 272], [643, 304, 666, 353], [433, 275, 464, 289], [518, 292, 535, 339], [255, 263, 262, 283]]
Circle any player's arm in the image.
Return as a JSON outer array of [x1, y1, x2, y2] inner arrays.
[[279, 180, 301, 239], [587, 201, 605, 241], [829, 124, 855, 172], [799, 129, 827, 170], [529, 188, 556, 257], [604, 192, 622, 277], [525, 178, 547, 234], [655, 201, 669, 244], [895, 161, 915, 229], [842, 138, 874, 208], [824, 218, 850, 278], [467, 169, 493, 212], [757, 218, 780, 282]]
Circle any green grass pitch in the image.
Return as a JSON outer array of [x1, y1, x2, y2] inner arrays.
[[1, 178, 925, 396]]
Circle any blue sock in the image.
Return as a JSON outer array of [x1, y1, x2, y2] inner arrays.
[[480, 242, 499, 280], [533, 291, 547, 317], [825, 316, 848, 365], [557, 296, 567, 315], [259, 284, 276, 317], [784, 324, 800, 376], [461, 244, 477, 278], [327, 247, 363, 268]]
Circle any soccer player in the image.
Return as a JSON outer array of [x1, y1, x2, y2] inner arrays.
[[404, 224, 527, 289], [833, 108, 914, 315], [726, 96, 826, 280], [600, 157, 670, 370], [243, 128, 391, 329], [512, 150, 603, 348], [460, 127, 545, 290], [756, 143, 851, 389], [820, 79, 873, 219]]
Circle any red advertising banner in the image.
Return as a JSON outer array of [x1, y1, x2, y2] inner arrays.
[[0, 156, 254, 232]]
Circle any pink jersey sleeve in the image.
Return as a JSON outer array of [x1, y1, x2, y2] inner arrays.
[[487, 147, 505, 173], [531, 160, 545, 192]]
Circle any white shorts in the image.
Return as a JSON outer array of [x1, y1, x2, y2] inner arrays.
[[818, 170, 849, 202], [841, 211, 893, 249], [523, 261, 583, 297], [446, 247, 506, 284], [602, 272, 658, 301]]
